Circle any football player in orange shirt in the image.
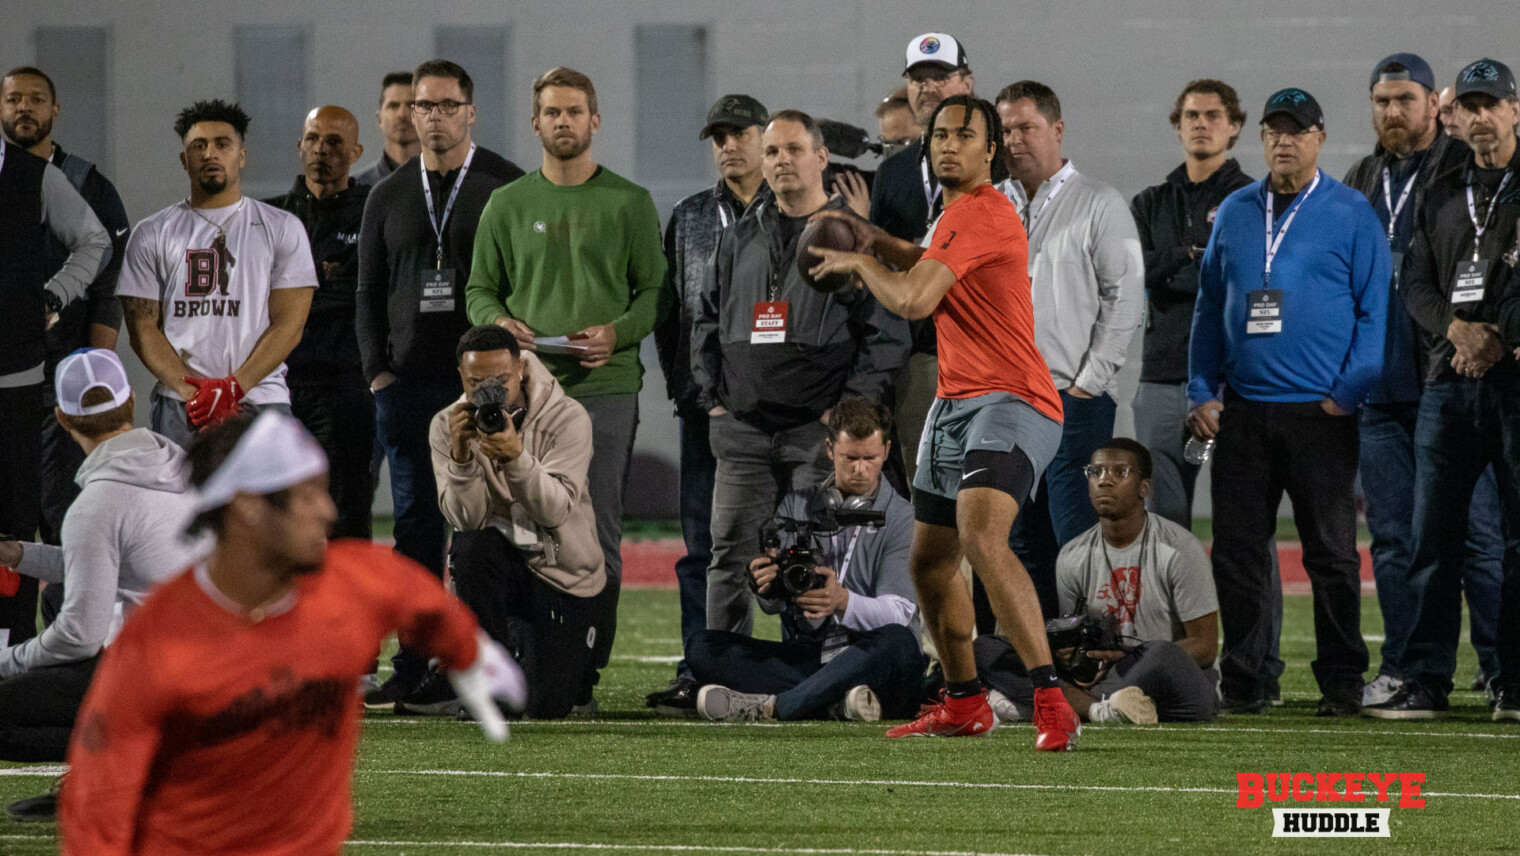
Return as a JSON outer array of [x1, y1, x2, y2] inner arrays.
[[59, 411, 524, 855]]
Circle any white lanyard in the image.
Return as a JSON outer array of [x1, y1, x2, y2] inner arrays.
[[834, 526, 864, 584], [717, 201, 732, 229], [920, 155, 941, 213], [1263, 171, 1321, 286], [0, 138, 6, 176], [1466, 171, 1513, 262], [1381, 165, 1418, 244], [1022, 163, 1074, 232], [420, 142, 476, 268]]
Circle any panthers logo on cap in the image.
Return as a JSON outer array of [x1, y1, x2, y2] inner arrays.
[[919, 36, 941, 54], [1464, 62, 1500, 82], [1271, 89, 1308, 106]]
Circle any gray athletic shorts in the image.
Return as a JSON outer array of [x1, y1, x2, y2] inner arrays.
[[912, 391, 1062, 501]]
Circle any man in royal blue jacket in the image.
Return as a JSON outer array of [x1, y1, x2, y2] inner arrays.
[[1187, 88, 1390, 717]]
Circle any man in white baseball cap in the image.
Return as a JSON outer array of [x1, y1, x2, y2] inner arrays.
[[0, 347, 202, 823]]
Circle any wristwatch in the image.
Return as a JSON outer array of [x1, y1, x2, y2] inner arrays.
[[43, 289, 64, 317]]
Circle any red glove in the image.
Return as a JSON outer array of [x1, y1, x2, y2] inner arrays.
[[0, 567, 18, 597], [184, 376, 245, 428]]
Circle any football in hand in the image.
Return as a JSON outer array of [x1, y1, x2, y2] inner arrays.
[[796, 217, 860, 293]]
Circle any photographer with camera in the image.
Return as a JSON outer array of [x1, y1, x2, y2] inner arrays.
[[425, 325, 605, 719], [686, 397, 923, 722], [974, 439, 1220, 723]]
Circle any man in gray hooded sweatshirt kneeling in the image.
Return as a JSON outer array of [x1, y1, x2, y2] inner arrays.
[[0, 348, 203, 822]]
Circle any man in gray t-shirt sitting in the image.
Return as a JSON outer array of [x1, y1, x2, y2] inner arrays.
[[975, 438, 1219, 723]]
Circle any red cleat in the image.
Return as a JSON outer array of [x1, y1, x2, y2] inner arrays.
[[885, 692, 996, 738], [1033, 686, 1080, 752]]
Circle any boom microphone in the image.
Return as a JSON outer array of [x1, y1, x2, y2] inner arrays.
[[818, 119, 884, 159]]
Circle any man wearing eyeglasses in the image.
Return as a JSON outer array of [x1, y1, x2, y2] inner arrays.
[[1188, 88, 1390, 717], [975, 439, 1220, 724], [356, 58, 524, 711]]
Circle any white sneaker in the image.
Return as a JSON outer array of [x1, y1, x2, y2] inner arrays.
[[358, 673, 382, 697], [1362, 674, 1404, 707], [986, 688, 1028, 722], [1089, 686, 1158, 724], [696, 685, 776, 722], [840, 685, 881, 721]]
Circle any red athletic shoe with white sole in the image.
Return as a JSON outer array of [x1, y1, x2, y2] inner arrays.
[[1034, 686, 1080, 752], [885, 692, 996, 738]]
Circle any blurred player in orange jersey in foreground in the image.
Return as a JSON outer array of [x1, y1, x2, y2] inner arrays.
[[59, 411, 525, 856]]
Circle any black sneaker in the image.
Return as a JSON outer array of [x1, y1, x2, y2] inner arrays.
[[394, 673, 461, 717], [1363, 683, 1447, 720], [1493, 686, 1520, 722], [1316, 694, 1361, 718], [6, 774, 63, 823], [363, 673, 420, 711], [1220, 696, 1266, 715], [645, 676, 699, 718]]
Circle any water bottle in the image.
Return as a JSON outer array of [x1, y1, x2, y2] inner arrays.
[[1183, 435, 1215, 466]]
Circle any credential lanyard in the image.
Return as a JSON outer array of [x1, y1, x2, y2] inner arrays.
[[1381, 166, 1418, 244], [921, 156, 941, 213], [421, 142, 477, 268], [1466, 171, 1514, 262], [1263, 171, 1321, 286], [0, 138, 7, 177], [835, 526, 864, 585]]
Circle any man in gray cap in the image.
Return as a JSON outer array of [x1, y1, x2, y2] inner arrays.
[[1341, 53, 1499, 709], [648, 93, 771, 715], [1374, 58, 1520, 722]]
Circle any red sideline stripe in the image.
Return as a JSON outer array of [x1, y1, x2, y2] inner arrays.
[[620, 539, 1375, 592]]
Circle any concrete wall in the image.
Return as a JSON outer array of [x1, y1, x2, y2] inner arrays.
[[7, 0, 1519, 516]]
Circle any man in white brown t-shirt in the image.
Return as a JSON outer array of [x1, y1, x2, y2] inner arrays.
[[117, 99, 315, 449]]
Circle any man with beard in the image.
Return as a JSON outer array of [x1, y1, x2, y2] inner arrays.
[[1341, 54, 1501, 708], [264, 106, 374, 541], [466, 67, 666, 713], [2, 66, 131, 548], [58, 412, 525, 855], [117, 100, 316, 450], [356, 72, 419, 186]]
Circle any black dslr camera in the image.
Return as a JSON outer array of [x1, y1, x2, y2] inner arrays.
[[757, 505, 886, 606], [1044, 597, 1123, 685], [468, 377, 525, 435]]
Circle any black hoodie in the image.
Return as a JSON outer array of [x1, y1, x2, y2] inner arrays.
[[1130, 159, 1253, 383]]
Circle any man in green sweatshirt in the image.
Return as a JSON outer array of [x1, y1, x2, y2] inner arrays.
[[466, 66, 666, 710]]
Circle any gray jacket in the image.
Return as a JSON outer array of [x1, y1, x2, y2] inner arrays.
[[692, 195, 910, 432], [999, 162, 1145, 396], [4, 429, 203, 677]]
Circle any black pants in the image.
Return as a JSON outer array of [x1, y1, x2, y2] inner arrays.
[[687, 624, 928, 720], [449, 529, 600, 719], [0, 656, 97, 762], [38, 406, 85, 546], [290, 382, 375, 540], [1211, 395, 1366, 702], [0, 383, 42, 645], [975, 636, 1218, 722]]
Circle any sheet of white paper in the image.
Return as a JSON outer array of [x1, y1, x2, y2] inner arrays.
[[533, 336, 590, 355]]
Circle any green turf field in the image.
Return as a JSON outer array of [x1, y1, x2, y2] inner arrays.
[[2, 590, 1513, 855]]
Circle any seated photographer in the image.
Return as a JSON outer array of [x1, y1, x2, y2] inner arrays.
[[425, 326, 606, 720], [974, 439, 1219, 723], [686, 396, 924, 722], [0, 349, 203, 822]]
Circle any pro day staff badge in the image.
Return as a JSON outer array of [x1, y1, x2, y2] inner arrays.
[[1247, 289, 1283, 334], [752, 301, 788, 344]]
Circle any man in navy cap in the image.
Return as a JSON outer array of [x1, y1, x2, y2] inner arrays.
[[1341, 54, 1500, 709], [1375, 58, 1520, 721], [1188, 87, 1390, 717]]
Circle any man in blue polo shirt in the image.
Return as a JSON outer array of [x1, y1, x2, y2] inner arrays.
[[1187, 88, 1390, 717]]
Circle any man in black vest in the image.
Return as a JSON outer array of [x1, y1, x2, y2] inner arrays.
[[0, 122, 109, 645], [266, 106, 374, 541], [2, 66, 131, 550]]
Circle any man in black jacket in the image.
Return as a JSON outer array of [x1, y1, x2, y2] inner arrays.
[[648, 94, 771, 713], [266, 105, 373, 541], [356, 59, 524, 708], [693, 110, 908, 637], [1130, 79, 1251, 529], [2, 66, 130, 548], [1368, 58, 1520, 721], [1340, 54, 1500, 709]]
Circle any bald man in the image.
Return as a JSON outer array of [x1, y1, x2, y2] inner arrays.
[[1438, 86, 1464, 141], [265, 105, 376, 541]]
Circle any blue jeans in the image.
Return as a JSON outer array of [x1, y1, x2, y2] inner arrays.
[[373, 373, 459, 684], [675, 413, 717, 676], [687, 624, 928, 720], [1009, 390, 1116, 617], [1404, 376, 1520, 697], [1361, 403, 1504, 679]]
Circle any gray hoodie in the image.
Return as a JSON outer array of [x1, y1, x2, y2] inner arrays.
[[3, 429, 204, 677]]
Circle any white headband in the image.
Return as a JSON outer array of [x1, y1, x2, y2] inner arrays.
[[190, 411, 329, 515]]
